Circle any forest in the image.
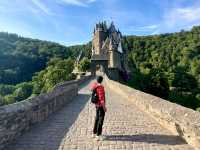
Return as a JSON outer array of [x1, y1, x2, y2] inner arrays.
[[123, 26, 200, 111], [0, 32, 91, 105], [0, 26, 200, 111]]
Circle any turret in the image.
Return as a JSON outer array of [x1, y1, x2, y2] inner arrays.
[[109, 21, 116, 33], [92, 21, 108, 55]]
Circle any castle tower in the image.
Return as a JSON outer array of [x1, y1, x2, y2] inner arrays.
[[92, 22, 107, 55], [91, 21, 128, 80]]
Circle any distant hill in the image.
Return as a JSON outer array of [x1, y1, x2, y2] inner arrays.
[[0, 32, 91, 85], [0, 26, 200, 110], [123, 26, 200, 110], [123, 26, 200, 86]]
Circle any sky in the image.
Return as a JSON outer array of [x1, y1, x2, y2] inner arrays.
[[1, 0, 200, 46]]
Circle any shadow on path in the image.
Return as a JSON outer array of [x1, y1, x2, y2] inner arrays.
[[5, 93, 90, 150], [105, 134, 187, 145]]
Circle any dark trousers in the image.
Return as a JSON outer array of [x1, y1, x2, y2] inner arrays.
[[93, 106, 105, 136]]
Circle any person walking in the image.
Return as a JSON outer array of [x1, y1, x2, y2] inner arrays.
[[91, 76, 107, 141]]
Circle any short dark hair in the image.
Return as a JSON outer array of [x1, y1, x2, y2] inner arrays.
[[97, 76, 103, 83]]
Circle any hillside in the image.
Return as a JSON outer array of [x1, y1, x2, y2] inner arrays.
[[0, 32, 91, 105], [0, 26, 200, 110], [123, 26, 200, 110], [0, 32, 91, 85]]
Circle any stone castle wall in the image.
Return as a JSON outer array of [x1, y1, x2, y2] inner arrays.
[[0, 76, 91, 150], [104, 75, 200, 150]]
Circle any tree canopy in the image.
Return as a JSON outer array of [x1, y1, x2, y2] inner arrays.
[[0, 26, 200, 111], [124, 26, 200, 110], [0, 32, 91, 85], [0, 32, 91, 105]]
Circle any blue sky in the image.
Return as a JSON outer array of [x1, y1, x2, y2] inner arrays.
[[1, 0, 200, 46]]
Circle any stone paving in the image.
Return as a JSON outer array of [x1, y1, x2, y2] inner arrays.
[[5, 80, 193, 150]]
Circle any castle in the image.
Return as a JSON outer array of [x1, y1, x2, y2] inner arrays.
[[91, 21, 128, 80]]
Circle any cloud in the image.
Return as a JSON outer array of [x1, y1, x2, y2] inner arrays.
[[155, 4, 200, 34], [0, 18, 34, 38], [88, 0, 96, 3], [165, 6, 200, 27], [150, 30, 160, 35], [119, 1, 200, 35], [31, 0, 53, 15], [176, 8, 200, 22], [0, 1, 25, 13], [58, 0, 96, 7], [125, 24, 159, 32]]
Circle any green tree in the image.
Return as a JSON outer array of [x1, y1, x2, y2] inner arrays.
[[78, 57, 90, 72], [0, 32, 91, 86], [125, 26, 200, 110], [4, 95, 16, 105], [33, 58, 75, 93], [172, 67, 198, 93], [13, 82, 33, 101], [0, 84, 15, 96], [0, 95, 4, 106], [145, 69, 169, 99]]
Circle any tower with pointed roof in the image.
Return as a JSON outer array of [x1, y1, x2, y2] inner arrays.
[[91, 21, 128, 80]]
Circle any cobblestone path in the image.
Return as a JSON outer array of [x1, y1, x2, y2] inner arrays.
[[6, 80, 193, 150]]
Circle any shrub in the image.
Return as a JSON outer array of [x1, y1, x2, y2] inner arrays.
[[78, 57, 90, 72]]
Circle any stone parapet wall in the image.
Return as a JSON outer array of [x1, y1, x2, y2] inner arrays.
[[104, 75, 200, 150], [0, 75, 91, 150]]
